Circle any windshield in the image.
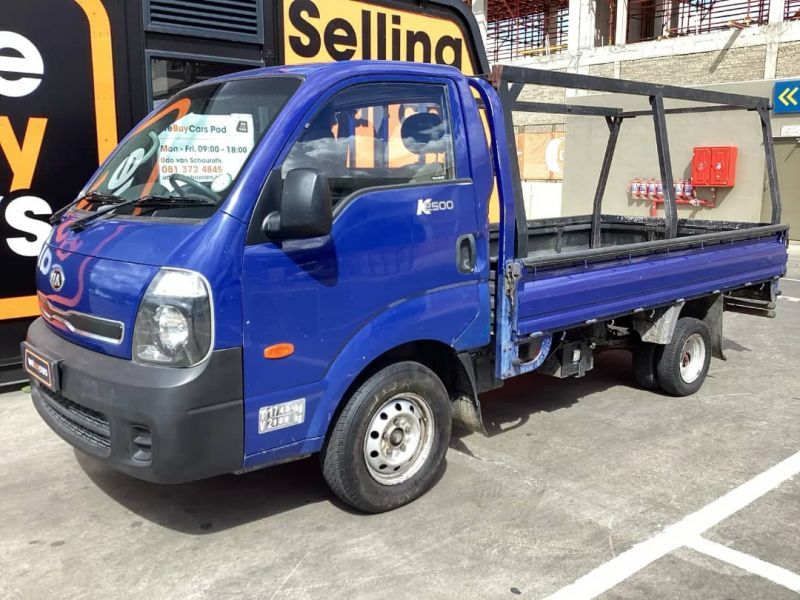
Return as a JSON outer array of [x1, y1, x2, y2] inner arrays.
[[78, 75, 301, 218]]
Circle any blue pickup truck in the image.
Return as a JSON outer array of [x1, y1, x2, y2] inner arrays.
[[23, 60, 788, 512]]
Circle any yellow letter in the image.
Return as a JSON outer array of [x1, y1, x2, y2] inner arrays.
[[0, 116, 47, 191]]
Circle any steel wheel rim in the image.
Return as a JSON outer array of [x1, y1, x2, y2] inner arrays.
[[363, 392, 435, 485], [679, 333, 706, 384]]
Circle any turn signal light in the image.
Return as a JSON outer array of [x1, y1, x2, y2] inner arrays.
[[263, 343, 295, 359]]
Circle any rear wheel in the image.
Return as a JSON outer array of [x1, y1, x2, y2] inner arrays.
[[655, 317, 711, 396], [321, 361, 451, 513]]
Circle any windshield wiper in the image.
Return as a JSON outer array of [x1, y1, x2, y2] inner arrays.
[[132, 195, 218, 214], [69, 197, 141, 232], [68, 194, 218, 233], [50, 192, 126, 225], [139, 194, 217, 206]]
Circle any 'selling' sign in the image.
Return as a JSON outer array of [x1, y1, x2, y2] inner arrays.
[[0, 0, 117, 319], [774, 80, 800, 114], [283, 0, 481, 75]]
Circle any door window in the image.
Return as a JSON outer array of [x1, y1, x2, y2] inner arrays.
[[281, 83, 456, 207]]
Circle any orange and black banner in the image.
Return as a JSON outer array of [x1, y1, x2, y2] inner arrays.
[[280, 0, 489, 76], [0, 0, 118, 321]]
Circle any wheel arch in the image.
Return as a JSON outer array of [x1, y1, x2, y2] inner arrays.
[[323, 340, 485, 445], [633, 294, 724, 361]]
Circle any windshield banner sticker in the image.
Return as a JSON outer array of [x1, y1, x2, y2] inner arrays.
[[157, 113, 255, 189]]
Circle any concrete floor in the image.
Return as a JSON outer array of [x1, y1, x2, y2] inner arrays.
[[1, 247, 799, 599]]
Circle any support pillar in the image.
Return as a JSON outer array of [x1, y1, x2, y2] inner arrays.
[[569, 0, 597, 52], [768, 0, 785, 24], [615, 0, 629, 45], [471, 0, 489, 47]]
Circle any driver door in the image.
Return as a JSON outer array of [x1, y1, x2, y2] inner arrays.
[[241, 79, 482, 457]]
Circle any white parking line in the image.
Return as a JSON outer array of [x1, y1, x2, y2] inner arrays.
[[685, 535, 800, 592], [545, 450, 800, 600], [782, 278, 800, 283], [779, 296, 800, 303]]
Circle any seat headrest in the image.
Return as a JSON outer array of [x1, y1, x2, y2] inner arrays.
[[401, 112, 449, 155], [304, 118, 335, 141]]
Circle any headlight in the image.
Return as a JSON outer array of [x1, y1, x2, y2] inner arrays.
[[154, 305, 189, 354], [133, 268, 213, 367]]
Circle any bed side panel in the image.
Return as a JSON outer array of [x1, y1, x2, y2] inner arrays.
[[515, 235, 787, 336]]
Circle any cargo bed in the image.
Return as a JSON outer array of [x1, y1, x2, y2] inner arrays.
[[473, 65, 789, 382]]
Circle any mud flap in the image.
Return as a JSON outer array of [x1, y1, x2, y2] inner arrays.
[[705, 293, 726, 361], [451, 353, 488, 435], [451, 394, 487, 435]]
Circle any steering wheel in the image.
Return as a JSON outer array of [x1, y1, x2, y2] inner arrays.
[[169, 173, 221, 202]]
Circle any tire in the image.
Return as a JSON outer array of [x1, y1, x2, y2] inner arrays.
[[632, 341, 660, 390], [655, 317, 712, 397], [321, 361, 451, 513]]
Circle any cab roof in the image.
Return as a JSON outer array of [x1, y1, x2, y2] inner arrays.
[[208, 60, 467, 85]]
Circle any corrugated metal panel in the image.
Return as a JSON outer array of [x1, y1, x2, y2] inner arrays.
[[145, 0, 263, 43]]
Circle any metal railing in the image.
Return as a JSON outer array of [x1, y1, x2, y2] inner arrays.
[[626, 0, 769, 42], [786, 0, 800, 19], [490, 65, 779, 254]]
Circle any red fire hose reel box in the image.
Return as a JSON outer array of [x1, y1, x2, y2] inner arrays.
[[692, 146, 737, 187]]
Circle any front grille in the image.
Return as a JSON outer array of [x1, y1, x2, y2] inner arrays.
[[39, 295, 124, 345], [39, 389, 111, 456]]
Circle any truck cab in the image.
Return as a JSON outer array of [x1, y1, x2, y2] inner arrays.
[[24, 60, 788, 513], [26, 62, 496, 512]]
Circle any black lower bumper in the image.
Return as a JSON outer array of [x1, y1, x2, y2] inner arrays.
[[26, 318, 243, 484]]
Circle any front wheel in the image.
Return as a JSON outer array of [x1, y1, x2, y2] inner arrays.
[[321, 361, 451, 513], [655, 317, 712, 396]]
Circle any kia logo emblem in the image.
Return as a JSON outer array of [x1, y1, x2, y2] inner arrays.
[[50, 266, 65, 291]]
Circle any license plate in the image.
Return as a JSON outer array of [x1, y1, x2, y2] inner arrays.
[[21, 342, 60, 393]]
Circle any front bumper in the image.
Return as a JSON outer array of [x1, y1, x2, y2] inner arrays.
[[26, 318, 243, 484]]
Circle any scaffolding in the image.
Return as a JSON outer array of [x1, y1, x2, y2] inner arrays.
[[479, 0, 779, 58], [485, 0, 570, 61], [626, 0, 770, 42]]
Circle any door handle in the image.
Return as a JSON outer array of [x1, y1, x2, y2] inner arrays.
[[456, 233, 477, 274]]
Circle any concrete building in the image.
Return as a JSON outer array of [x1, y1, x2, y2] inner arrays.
[[471, 0, 800, 238]]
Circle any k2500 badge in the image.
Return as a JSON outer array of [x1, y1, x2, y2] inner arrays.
[[417, 198, 454, 216]]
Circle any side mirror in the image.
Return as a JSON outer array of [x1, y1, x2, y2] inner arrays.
[[263, 168, 332, 239]]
